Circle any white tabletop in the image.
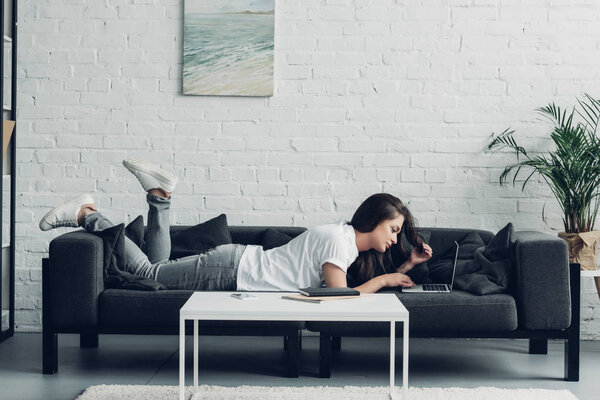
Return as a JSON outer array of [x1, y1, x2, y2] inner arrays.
[[581, 269, 600, 277], [180, 292, 408, 322]]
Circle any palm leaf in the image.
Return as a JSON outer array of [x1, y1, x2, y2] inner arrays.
[[577, 93, 600, 134]]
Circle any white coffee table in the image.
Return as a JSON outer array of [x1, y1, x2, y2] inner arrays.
[[179, 292, 409, 400]]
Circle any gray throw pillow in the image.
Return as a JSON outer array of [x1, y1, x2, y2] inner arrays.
[[454, 223, 514, 295], [261, 228, 293, 250], [428, 231, 485, 283], [428, 223, 515, 295]]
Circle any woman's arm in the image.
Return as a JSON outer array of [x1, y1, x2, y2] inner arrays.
[[396, 260, 415, 274], [322, 263, 414, 294], [396, 243, 433, 274]]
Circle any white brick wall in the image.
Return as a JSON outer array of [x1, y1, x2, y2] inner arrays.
[[14, 0, 600, 339]]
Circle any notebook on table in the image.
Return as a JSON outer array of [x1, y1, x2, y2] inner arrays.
[[281, 294, 362, 303], [298, 287, 360, 297]]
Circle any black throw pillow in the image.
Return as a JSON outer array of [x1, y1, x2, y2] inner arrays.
[[94, 223, 165, 291], [125, 215, 145, 250], [170, 214, 232, 259], [261, 229, 293, 250], [97, 224, 128, 278], [428, 231, 486, 283]]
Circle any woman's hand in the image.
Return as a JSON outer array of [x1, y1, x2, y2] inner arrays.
[[383, 272, 415, 288], [409, 243, 433, 266], [352, 270, 416, 293]]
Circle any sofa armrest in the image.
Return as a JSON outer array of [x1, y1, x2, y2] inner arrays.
[[46, 230, 104, 330], [512, 231, 571, 330]]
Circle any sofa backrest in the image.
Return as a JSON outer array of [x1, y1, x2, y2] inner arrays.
[[168, 225, 493, 257], [229, 226, 307, 245], [168, 225, 307, 246]]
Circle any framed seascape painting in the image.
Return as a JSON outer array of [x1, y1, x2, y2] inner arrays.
[[183, 0, 275, 97]]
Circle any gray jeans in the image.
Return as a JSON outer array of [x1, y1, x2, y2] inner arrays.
[[81, 194, 245, 291]]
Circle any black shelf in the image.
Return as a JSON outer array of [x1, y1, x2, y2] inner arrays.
[[0, 0, 17, 342]]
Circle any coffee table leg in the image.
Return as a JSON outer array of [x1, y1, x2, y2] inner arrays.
[[194, 320, 198, 393], [390, 320, 409, 400], [390, 321, 395, 399], [403, 319, 409, 400], [179, 316, 185, 400]]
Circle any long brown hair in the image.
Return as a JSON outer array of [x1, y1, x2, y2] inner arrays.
[[348, 193, 420, 284]]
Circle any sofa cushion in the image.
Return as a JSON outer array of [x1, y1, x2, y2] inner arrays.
[[170, 214, 232, 259], [305, 291, 517, 335], [98, 289, 304, 330], [398, 290, 517, 332]]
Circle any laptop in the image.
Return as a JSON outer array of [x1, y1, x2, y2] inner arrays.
[[402, 240, 459, 293]]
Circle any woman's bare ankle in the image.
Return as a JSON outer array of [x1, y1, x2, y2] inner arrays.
[[77, 205, 97, 225], [148, 188, 171, 199]]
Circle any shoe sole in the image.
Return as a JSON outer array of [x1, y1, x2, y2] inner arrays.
[[122, 158, 178, 191], [39, 193, 94, 231]]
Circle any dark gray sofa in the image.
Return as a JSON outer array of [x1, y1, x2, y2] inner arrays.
[[42, 226, 580, 381], [308, 228, 580, 381], [42, 226, 307, 377]]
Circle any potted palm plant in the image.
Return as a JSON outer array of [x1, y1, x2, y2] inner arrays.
[[487, 94, 600, 296]]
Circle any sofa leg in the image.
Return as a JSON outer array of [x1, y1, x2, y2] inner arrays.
[[284, 332, 302, 352], [286, 332, 299, 378], [80, 333, 99, 348], [565, 263, 580, 381], [42, 257, 57, 374], [331, 336, 341, 352], [42, 331, 58, 374], [319, 334, 331, 378], [529, 339, 548, 354], [565, 335, 580, 381]]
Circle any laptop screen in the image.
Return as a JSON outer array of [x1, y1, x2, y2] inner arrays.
[[449, 240, 460, 291]]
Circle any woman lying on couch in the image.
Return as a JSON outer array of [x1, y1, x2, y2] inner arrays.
[[39, 158, 433, 293]]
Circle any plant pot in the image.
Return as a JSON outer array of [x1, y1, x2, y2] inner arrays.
[[558, 231, 600, 298]]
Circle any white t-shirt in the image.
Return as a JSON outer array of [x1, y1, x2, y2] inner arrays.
[[236, 223, 359, 292]]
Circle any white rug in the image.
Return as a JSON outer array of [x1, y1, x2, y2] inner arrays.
[[75, 384, 579, 400]]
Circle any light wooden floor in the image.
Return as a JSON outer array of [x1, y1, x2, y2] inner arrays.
[[0, 333, 597, 400]]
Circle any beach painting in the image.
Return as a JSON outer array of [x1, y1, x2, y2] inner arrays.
[[183, 1, 275, 97]]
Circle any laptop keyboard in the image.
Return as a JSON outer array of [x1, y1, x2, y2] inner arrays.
[[422, 284, 448, 292]]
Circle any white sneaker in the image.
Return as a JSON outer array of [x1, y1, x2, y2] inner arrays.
[[39, 193, 95, 231], [123, 158, 178, 193]]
